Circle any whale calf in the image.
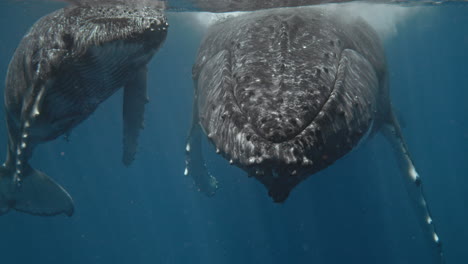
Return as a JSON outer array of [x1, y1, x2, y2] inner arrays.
[[185, 7, 444, 262], [0, 3, 167, 216]]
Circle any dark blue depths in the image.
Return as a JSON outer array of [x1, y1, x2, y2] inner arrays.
[[0, 2, 467, 264]]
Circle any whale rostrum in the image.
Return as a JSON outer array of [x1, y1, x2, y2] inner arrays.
[[0, 3, 168, 216], [185, 7, 444, 263]]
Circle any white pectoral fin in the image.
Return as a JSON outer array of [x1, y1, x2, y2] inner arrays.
[[382, 110, 444, 263], [185, 98, 218, 197], [122, 67, 148, 166]]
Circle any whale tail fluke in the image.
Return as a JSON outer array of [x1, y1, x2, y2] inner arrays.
[[0, 166, 74, 217]]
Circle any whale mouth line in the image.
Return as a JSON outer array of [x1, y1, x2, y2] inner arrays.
[[231, 49, 345, 145]]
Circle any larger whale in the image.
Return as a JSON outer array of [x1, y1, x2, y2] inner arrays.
[[185, 7, 444, 263], [0, 3, 167, 216]]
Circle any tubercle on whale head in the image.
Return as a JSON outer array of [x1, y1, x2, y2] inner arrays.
[[208, 116, 338, 166], [244, 162, 311, 203], [63, 4, 168, 50], [206, 117, 358, 202], [215, 132, 315, 170]]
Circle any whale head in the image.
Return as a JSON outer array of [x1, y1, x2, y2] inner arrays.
[[193, 8, 384, 202], [62, 3, 168, 54]]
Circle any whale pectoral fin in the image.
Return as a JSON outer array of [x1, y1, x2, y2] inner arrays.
[[185, 100, 218, 197], [184, 50, 233, 197], [0, 166, 74, 217], [382, 110, 444, 263], [122, 67, 148, 166]]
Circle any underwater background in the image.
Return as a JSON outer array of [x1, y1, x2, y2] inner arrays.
[[0, 1, 467, 263]]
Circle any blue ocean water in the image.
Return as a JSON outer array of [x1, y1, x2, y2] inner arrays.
[[0, 1, 467, 264]]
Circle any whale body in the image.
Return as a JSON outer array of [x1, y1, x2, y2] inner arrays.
[[0, 3, 167, 216], [185, 7, 444, 263]]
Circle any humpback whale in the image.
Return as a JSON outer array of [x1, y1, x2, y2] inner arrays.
[[0, 3, 167, 216], [185, 7, 444, 263]]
